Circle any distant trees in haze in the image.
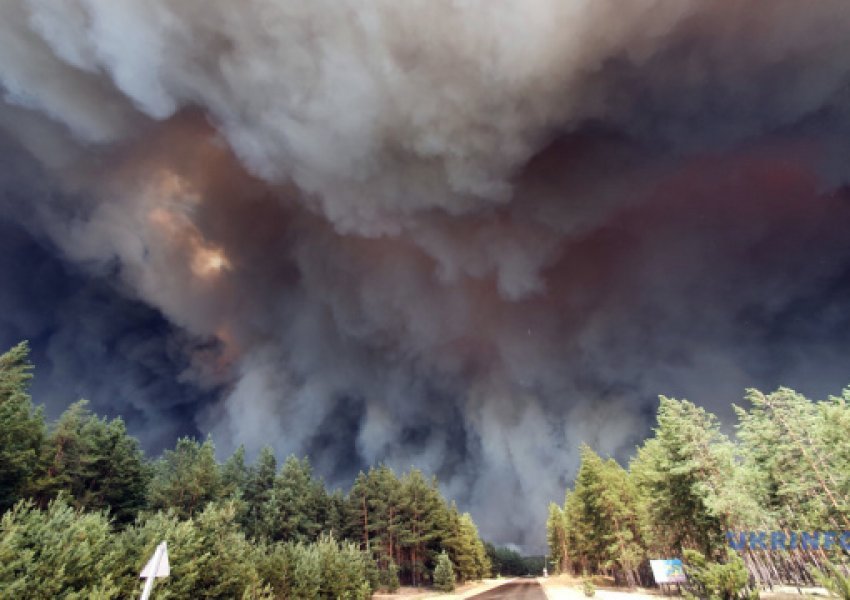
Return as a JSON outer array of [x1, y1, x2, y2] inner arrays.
[[484, 543, 545, 576], [0, 341, 490, 598]]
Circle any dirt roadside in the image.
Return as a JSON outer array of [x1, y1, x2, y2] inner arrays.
[[373, 578, 515, 600], [537, 575, 830, 600], [537, 576, 658, 600]]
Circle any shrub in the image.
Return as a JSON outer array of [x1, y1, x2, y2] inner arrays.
[[583, 579, 596, 597], [0, 497, 123, 599], [683, 549, 750, 600], [434, 551, 456, 593], [811, 561, 850, 600], [381, 559, 400, 592], [255, 534, 373, 599], [114, 501, 270, 598]]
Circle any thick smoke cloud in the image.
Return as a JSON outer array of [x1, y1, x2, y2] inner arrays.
[[3, 1, 850, 550]]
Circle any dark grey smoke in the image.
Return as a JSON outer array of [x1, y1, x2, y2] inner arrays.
[[3, 1, 850, 551]]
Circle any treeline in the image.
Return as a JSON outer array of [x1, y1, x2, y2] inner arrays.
[[483, 545, 545, 577], [0, 342, 490, 598], [546, 390, 850, 593]]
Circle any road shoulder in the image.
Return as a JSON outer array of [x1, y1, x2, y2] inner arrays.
[[374, 578, 514, 600], [538, 576, 659, 600]]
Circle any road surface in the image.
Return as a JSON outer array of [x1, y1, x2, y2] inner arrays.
[[468, 579, 548, 599]]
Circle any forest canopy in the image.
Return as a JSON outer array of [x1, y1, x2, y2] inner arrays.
[[547, 390, 850, 591], [0, 342, 492, 598]]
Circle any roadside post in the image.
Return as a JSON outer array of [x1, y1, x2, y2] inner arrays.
[[139, 541, 170, 600]]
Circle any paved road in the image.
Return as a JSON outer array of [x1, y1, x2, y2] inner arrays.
[[468, 579, 548, 599]]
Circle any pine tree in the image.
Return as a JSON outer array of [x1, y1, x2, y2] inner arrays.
[[221, 445, 249, 499], [443, 504, 473, 582], [464, 513, 491, 579], [568, 446, 606, 569], [321, 489, 347, 538], [147, 436, 221, 519], [97, 416, 150, 524], [372, 465, 404, 570], [0, 497, 123, 598], [263, 456, 326, 542], [563, 488, 587, 571], [114, 501, 271, 598], [736, 387, 850, 530], [381, 558, 401, 592], [346, 464, 405, 573], [34, 400, 149, 524], [0, 345, 493, 597], [397, 469, 449, 586], [630, 397, 734, 559], [484, 544, 529, 577], [0, 342, 45, 512], [242, 446, 277, 539], [812, 561, 850, 600], [820, 391, 850, 527], [433, 551, 456, 592], [546, 502, 569, 574], [561, 445, 644, 579], [597, 458, 644, 584], [348, 470, 373, 552], [254, 535, 375, 599], [443, 506, 489, 582]]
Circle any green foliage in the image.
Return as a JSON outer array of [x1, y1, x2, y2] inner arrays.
[[380, 558, 400, 592], [241, 446, 276, 539], [11, 338, 850, 595], [565, 445, 644, 574], [34, 400, 149, 524], [0, 342, 45, 513], [546, 501, 568, 574], [735, 388, 850, 530], [396, 469, 452, 585], [433, 551, 456, 592], [345, 465, 490, 585], [346, 464, 403, 588], [0, 493, 376, 599], [630, 397, 734, 558], [345, 464, 489, 586], [550, 388, 850, 588], [484, 543, 540, 576], [255, 535, 374, 599], [263, 455, 327, 543], [443, 506, 491, 582], [346, 466, 454, 585], [221, 445, 249, 500], [0, 496, 123, 599], [148, 436, 221, 519], [114, 501, 270, 599], [811, 561, 850, 600], [0, 341, 493, 594], [583, 579, 596, 597], [682, 549, 750, 600]]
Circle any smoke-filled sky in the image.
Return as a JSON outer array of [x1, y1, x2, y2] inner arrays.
[[4, 1, 850, 551]]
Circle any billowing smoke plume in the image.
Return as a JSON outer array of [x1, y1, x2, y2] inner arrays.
[[3, 1, 850, 550]]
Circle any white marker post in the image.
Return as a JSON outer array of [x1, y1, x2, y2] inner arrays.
[[139, 541, 170, 600]]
